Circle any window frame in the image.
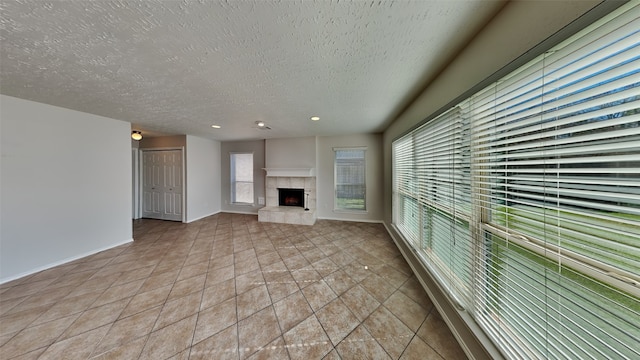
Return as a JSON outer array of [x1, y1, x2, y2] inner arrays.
[[333, 147, 367, 212], [230, 152, 254, 205]]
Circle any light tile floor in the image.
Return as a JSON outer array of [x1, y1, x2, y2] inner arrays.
[[0, 213, 467, 359]]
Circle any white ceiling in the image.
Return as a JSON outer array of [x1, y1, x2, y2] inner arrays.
[[0, 0, 505, 141]]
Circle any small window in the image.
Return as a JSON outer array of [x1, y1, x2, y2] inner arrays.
[[334, 148, 366, 211], [230, 153, 254, 204]]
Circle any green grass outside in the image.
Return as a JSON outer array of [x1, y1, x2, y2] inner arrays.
[[489, 234, 639, 312], [336, 198, 365, 210], [488, 234, 640, 358], [493, 205, 640, 274], [487, 205, 639, 357], [397, 192, 640, 357]]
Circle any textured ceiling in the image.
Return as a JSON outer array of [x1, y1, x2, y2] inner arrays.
[[0, 0, 505, 141]]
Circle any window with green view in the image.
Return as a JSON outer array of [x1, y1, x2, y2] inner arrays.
[[335, 148, 366, 211], [392, 3, 639, 358]]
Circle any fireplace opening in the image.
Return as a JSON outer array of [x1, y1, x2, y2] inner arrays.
[[278, 188, 304, 208]]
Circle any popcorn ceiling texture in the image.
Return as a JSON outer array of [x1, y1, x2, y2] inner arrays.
[[0, 0, 504, 141]]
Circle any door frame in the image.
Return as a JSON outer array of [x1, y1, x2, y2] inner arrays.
[[132, 147, 141, 220], [139, 147, 186, 223]]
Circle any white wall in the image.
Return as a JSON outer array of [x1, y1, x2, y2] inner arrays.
[[139, 135, 186, 149], [265, 137, 316, 169], [186, 135, 221, 222], [220, 140, 266, 214], [316, 134, 383, 222], [0, 95, 133, 283]]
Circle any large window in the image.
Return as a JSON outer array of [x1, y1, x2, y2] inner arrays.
[[392, 3, 639, 359], [393, 108, 473, 304], [335, 148, 366, 211], [230, 152, 254, 205]]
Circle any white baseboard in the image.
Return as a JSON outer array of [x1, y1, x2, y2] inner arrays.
[[186, 210, 222, 223], [220, 210, 259, 215], [0, 238, 134, 285]]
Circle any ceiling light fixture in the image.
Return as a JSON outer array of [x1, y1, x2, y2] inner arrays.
[[131, 131, 143, 141], [254, 121, 271, 130], [211, 125, 221, 129], [310, 116, 320, 121]]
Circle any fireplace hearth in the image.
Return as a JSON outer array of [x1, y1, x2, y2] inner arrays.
[[278, 188, 304, 208], [258, 176, 316, 225]]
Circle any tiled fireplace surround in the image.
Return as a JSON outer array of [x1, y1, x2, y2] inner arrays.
[[258, 176, 317, 225]]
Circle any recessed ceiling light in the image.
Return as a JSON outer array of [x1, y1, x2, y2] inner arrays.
[[310, 116, 320, 121], [256, 121, 265, 127], [211, 125, 221, 128]]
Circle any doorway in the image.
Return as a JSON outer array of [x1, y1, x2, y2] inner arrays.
[[141, 149, 184, 221]]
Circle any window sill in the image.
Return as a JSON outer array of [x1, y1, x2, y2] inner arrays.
[[232, 203, 255, 207]]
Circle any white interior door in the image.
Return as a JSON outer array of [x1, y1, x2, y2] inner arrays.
[[142, 149, 183, 221], [162, 150, 182, 221]]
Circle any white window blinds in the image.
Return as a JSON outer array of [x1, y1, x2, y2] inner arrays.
[[392, 3, 639, 359], [471, 4, 639, 359], [393, 107, 473, 306], [393, 135, 419, 245]]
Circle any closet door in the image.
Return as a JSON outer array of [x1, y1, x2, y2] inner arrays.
[[142, 149, 183, 221]]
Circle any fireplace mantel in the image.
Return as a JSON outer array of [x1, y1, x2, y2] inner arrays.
[[262, 168, 315, 177]]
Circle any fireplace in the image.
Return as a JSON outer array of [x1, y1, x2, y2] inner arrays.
[[278, 188, 304, 208], [259, 176, 316, 225]]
